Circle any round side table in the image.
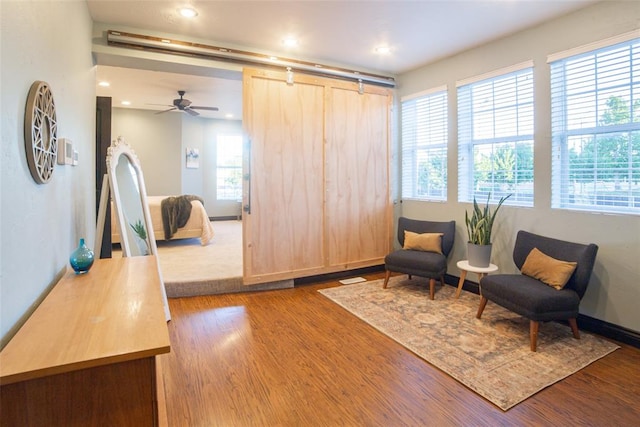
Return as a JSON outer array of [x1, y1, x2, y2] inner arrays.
[[455, 260, 498, 299]]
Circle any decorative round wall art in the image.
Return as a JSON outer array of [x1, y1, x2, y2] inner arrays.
[[24, 81, 58, 184]]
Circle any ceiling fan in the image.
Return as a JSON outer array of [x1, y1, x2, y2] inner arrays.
[[154, 90, 219, 116]]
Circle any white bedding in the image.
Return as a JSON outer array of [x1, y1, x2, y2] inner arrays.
[[112, 196, 214, 245]]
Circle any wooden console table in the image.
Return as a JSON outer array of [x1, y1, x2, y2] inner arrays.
[[0, 256, 171, 426]]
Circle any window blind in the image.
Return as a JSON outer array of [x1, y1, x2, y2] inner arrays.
[[401, 88, 448, 201], [550, 37, 640, 214], [457, 67, 534, 206]]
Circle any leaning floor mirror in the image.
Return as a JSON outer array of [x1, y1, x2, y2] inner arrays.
[[99, 136, 171, 321]]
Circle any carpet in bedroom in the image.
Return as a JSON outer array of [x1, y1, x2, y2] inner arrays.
[[156, 220, 242, 283], [115, 220, 293, 297]]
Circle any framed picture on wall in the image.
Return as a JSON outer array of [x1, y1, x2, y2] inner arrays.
[[186, 147, 199, 169]]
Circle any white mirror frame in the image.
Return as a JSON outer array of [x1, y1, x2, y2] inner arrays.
[[105, 137, 171, 321], [107, 138, 157, 257]]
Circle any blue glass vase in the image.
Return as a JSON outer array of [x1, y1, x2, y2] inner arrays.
[[70, 238, 94, 274]]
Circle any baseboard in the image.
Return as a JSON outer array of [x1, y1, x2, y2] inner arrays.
[[294, 265, 386, 286], [576, 314, 640, 348], [209, 216, 241, 221], [444, 272, 479, 293], [444, 273, 640, 349]]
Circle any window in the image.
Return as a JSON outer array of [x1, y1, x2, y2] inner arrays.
[[550, 35, 640, 214], [216, 134, 243, 200], [401, 87, 448, 201], [457, 64, 534, 206]]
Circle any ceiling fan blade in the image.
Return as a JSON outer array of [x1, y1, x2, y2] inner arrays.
[[184, 108, 200, 116], [190, 106, 219, 111], [155, 107, 177, 114], [146, 103, 174, 107]]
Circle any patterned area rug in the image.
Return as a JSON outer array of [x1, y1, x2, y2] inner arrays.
[[319, 276, 619, 410]]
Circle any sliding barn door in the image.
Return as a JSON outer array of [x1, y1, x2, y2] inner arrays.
[[243, 69, 326, 284], [325, 85, 392, 268], [243, 68, 392, 285]]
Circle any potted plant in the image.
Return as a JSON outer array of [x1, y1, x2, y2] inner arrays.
[[465, 193, 511, 267], [130, 219, 149, 255]]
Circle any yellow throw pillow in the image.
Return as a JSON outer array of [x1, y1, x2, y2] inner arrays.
[[403, 231, 443, 254], [521, 247, 578, 290]]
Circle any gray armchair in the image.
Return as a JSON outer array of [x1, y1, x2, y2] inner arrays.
[[383, 217, 455, 299], [476, 230, 598, 351]]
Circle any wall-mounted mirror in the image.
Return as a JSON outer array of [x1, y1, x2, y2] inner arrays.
[[101, 136, 171, 320]]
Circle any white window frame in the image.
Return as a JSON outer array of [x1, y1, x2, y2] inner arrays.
[[401, 86, 448, 201], [216, 134, 243, 201], [457, 62, 535, 206], [549, 31, 640, 215]]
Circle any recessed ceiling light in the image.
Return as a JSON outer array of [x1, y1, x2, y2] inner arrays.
[[225, 113, 234, 119], [121, 101, 131, 106], [179, 7, 198, 18], [98, 81, 110, 87], [375, 46, 391, 54], [282, 37, 298, 47]]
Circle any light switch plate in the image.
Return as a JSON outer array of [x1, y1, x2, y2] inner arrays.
[[57, 138, 73, 165]]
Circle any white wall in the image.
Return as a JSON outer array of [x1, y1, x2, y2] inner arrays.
[[111, 108, 243, 217], [397, 1, 640, 332], [181, 114, 205, 197], [0, 1, 95, 344], [111, 108, 182, 196]]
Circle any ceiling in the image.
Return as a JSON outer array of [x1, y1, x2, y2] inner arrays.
[[89, 0, 598, 119], [96, 65, 243, 119]]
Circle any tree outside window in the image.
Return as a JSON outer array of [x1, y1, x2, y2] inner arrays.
[[551, 38, 640, 214], [401, 88, 448, 201], [458, 66, 534, 206]]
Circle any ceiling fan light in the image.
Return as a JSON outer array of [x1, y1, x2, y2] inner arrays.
[[156, 91, 218, 117]]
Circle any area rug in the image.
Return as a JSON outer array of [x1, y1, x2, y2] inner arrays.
[[318, 276, 619, 411]]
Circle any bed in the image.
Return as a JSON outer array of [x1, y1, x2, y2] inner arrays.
[[111, 195, 215, 245]]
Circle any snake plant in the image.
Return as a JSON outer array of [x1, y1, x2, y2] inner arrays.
[[465, 194, 511, 245]]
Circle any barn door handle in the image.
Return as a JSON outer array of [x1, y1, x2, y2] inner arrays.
[[243, 139, 251, 215]]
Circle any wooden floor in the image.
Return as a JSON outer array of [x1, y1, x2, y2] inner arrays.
[[162, 272, 640, 426]]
